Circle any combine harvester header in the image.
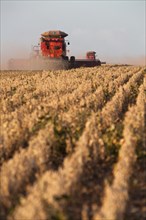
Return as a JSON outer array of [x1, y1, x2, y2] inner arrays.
[[8, 30, 106, 70]]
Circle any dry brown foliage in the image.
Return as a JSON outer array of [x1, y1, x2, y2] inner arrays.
[[0, 65, 145, 220]]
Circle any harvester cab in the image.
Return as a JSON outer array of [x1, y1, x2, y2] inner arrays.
[[40, 30, 69, 60], [86, 51, 96, 60]]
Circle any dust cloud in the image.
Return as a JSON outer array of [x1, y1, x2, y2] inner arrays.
[[0, 48, 30, 70], [0, 51, 145, 70]]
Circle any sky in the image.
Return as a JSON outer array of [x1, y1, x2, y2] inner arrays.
[[1, 0, 146, 68]]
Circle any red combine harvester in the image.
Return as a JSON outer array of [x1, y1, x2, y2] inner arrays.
[[8, 30, 105, 70]]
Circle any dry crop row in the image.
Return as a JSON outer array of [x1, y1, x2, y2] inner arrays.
[[1, 66, 137, 213], [0, 66, 136, 164], [94, 84, 145, 220], [0, 65, 145, 220]]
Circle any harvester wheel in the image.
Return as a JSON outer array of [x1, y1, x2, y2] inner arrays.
[[70, 56, 75, 63], [64, 56, 69, 61], [97, 60, 101, 66]]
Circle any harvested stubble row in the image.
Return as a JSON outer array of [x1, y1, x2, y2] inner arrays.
[[7, 67, 144, 220], [0, 66, 135, 165]]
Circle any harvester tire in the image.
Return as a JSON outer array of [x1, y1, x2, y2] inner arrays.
[[64, 56, 69, 61], [70, 56, 75, 63]]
